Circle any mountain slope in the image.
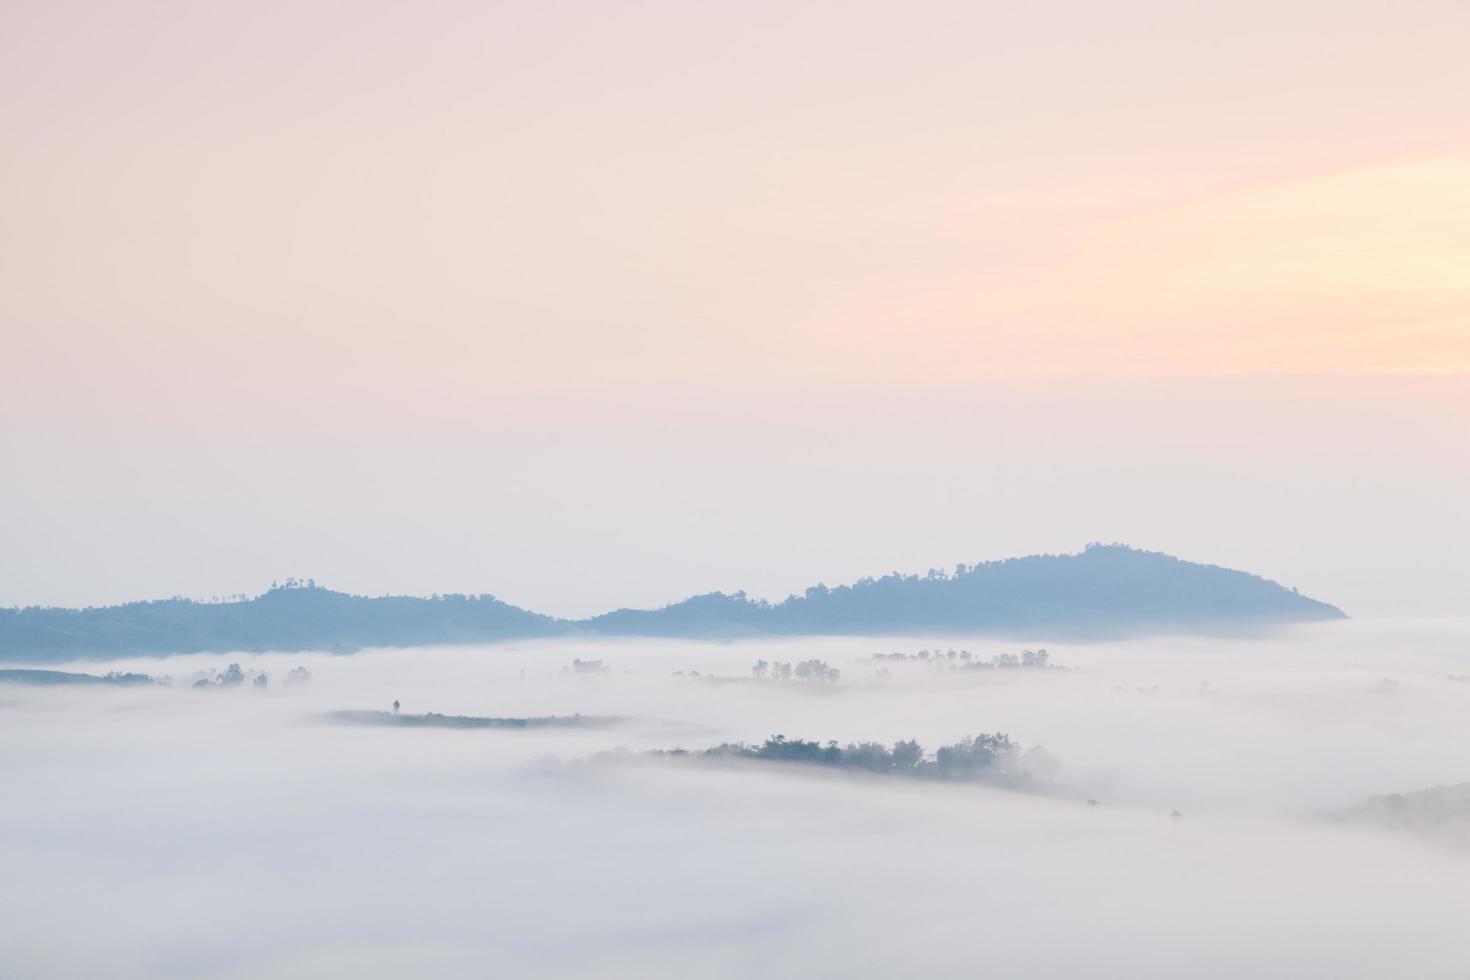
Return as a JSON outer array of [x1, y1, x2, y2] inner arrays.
[[581, 545, 1346, 637], [0, 587, 563, 661]]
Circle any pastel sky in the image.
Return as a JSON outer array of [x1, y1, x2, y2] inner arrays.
[[2, 1, 1466, 616]]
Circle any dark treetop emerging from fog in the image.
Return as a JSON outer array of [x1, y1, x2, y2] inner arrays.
[[0, 546, 1344, 661]]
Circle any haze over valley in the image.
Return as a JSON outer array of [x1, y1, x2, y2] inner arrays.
[[5, 620, 1470, 978]]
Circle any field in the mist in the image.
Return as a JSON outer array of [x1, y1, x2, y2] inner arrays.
[[3, 620, 1470, 979]]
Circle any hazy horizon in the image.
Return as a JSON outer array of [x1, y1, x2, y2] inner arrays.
[[3, 1, 1467, 620], [0, 536, 1355, 614], [2, 374, 1467, 619]]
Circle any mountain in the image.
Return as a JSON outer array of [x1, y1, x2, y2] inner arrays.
[[0, 587, 562, 662], [0, 546, 1344, 661], [582, 545, 1346, 638]]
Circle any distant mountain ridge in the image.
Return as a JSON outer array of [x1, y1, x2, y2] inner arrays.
[[0, 545, 1345, 662], [0, 587, 562, 662], [583, 545, 1346, 638]]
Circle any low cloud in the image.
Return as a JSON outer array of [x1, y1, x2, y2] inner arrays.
[[3, 619, 1470, 977]]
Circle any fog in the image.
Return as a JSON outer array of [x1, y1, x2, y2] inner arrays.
[[5, 620, 1470, 978]]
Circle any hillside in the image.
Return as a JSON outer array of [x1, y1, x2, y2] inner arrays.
[[581, 545, 1346, 637], [0, 586, 563, 662]]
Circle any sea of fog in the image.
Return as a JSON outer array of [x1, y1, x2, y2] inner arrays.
[[4, 619, 1470, 978]]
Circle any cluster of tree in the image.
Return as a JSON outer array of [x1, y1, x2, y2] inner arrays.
[[189, 664, 310, 688], [191, 663, 269, 689], [656, 732, 1045, 786], [1328, 782, 1470, 846], [564, 658, 609, 675], [101, 671, 155, 684], [0, 665, 313, 689], [872, 648, 1058, 670], [0, 668, 158, 686], [752, 659, 840, 683], [325, 709, 619, 729]]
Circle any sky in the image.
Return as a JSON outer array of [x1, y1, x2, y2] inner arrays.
[[2, 0, 1467, 616]]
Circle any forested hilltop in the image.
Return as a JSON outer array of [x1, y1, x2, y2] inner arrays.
[[583, 545, 1345, 637], [0, 546, 1344, 661], [0, 581, 562, 661]]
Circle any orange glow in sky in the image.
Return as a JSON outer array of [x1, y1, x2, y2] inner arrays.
[[1, 0, 1466, 613]]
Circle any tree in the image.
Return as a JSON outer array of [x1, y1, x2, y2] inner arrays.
[[844, 742, 895, 773], [890, 739, 923, 771], [794, 659, 839, 683], [935, 734, 1014, 780]]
